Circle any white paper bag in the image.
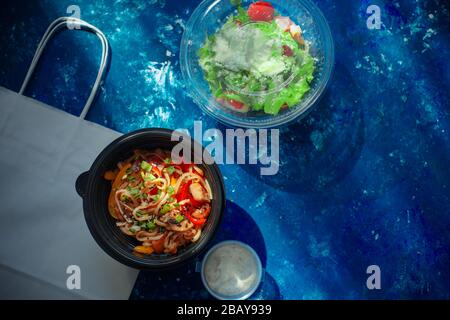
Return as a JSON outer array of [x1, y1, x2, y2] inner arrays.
[[0, 17, 138, 300]]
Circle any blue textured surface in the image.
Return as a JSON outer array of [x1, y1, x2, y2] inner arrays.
[[1, 0, 449, 299]]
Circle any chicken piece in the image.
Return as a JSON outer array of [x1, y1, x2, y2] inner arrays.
[[275, 16, 305, 47], [275, 16, 293, 31], [192, 204, 211, 219], [289, 24, 305, 47], [189, 182, 210, 203]]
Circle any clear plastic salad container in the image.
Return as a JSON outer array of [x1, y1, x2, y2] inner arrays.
[[180, 0, 334, 128]]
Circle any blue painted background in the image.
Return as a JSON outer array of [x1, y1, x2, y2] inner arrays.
[[0, 0, 449, 299]]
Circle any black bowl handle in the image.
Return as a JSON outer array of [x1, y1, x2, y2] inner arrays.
[[76, 171, 90, 198]]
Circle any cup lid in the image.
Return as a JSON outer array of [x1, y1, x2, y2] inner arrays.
[[200, 240, 262, 300]]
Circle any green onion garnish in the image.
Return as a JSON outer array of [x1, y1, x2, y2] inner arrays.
[[147, 221, 156, 230], [140, 161, 152, 172], [166, 166, 175, 175], [175, 215, 184, 223], [159, 204, 171, 214]]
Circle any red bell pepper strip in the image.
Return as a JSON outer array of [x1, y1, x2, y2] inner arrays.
[[175, 156, 194, 172], [179, 203, 206, 227], [151, 165, 161, 177], [176, 180, 192, 202], [185, 211, 206, 227], [181, 162, 193, 172], [176, 180, 204, 208], [189, 197, 202, 208]]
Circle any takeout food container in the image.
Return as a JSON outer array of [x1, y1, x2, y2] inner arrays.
[[76, 128, 225, 270], [180, 0, 334, 128]]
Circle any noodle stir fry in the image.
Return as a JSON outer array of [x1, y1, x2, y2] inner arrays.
[[104, 149, 212, 255]]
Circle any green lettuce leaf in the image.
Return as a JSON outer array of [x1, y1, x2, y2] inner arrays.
[[197, 7, 316, 115]]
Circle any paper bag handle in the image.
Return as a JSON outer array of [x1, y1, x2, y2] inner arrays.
[[19, 17, 110, 120]]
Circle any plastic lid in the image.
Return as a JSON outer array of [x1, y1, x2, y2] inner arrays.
[[201, 241, 262, 300]]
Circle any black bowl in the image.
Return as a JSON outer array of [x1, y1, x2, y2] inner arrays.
[[76, 128, 226, 270]]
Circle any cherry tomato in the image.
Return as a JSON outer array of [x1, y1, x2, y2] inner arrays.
[[282, 45, 293, 57], [252, 1, 273, 8], [228, 99, 245, 110], [248, 1, 275, 22]]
